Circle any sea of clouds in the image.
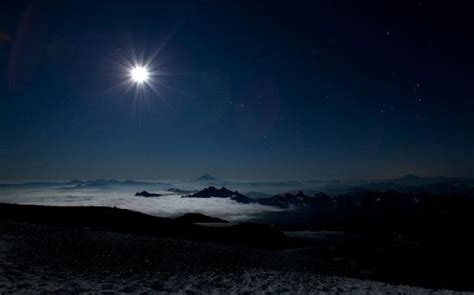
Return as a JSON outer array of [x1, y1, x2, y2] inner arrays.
[[0, 183, 287, 222]]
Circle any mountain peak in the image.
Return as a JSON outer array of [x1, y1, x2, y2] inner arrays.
[[196, 174, 217, 181]]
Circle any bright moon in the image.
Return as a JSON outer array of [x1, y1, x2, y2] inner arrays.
[[130, 66, 150, 83]]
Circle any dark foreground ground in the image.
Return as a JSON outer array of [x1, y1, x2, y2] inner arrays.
[[1, 220, 466, 294], [0, 203, 469, 294]]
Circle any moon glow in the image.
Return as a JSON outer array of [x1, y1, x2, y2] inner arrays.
[[130, 66, 150, 84]]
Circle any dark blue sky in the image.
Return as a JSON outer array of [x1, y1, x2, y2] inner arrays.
[[1, 0, 473, 181]]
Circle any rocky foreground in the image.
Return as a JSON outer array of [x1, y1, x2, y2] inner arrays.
[[0, 219, 465, 294]]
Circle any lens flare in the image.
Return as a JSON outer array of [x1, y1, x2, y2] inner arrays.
[[130, 66, 150, 84]]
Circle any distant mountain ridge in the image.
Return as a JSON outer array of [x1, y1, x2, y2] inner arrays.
[[183, 186, 331, 208], [69, 179, 168, 189], [195, 174, 217, 181], [0, 179, 169, 188], [184, 185, 474, 214], [2, 175, 474, 196], [257, 191, 332, 209], [182, 187, 252, 203]]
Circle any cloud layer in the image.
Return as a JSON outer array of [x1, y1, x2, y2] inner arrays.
[[0, 185, 286, 222]]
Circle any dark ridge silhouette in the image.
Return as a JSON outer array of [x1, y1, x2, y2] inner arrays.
[[174, 213, 229, 224], [0, 203, 286, 250], [254, 190, 474, 291], [184, 187, 331, 208], [135, 191, 163, 197], [182, 186, 253, 203], [257, 191, 331, 208], [245, 191, 271, 199]]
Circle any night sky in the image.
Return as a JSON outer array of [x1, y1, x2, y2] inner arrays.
[[1, 0, 473, 181]]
